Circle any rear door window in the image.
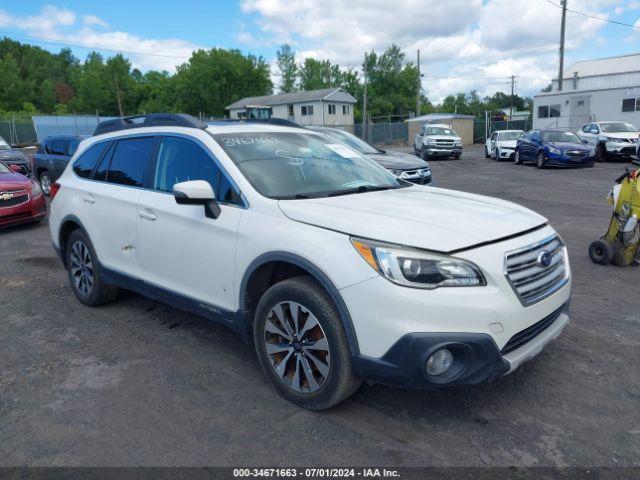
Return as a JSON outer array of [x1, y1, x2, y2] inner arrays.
[[105, 137, 155, 187], [73, 141, 111, 179]]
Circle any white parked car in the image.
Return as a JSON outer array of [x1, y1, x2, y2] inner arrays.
[[485, 130, 524, 161], [576, 121, 638, 161], [49, 114, 571, 410], [414, 124, 462, 160]]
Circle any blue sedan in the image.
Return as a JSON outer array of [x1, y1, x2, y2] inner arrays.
[[515, 129, 595, 168]]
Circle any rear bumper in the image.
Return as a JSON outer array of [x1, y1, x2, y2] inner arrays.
[[351, 301, 570, 389]]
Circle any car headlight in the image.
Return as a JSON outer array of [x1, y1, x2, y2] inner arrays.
[[548, 146, 562, 155], [388, 169, 403, 176], [351, 238, 485, 289], [31, 181, 42, 196], [454, 140, 462, 146]]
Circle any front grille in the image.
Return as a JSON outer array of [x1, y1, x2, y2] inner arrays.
[[504, 235, 569, 306], [435, 139, 454, 146], [399, 168, 430, 181], [501, 304, 565, 354], [0, 190, 29, 208]]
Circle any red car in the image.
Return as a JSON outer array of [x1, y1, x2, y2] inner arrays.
[[0, 162, 46, 229]]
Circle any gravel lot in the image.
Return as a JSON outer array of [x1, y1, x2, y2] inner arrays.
[[1, 144, 638, 467]]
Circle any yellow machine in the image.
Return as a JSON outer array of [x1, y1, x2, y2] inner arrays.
[[589, 161, 640, 266]]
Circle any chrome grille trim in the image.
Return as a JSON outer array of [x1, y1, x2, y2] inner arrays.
[[504, 234, 569, 306], [0, 189, 29, 209]]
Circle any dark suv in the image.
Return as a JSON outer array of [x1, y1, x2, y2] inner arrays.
[[32, 135, 82, 195], [0, 136, 32, 176]]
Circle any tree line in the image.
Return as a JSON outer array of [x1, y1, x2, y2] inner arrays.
[[0, 37, 531, 121]]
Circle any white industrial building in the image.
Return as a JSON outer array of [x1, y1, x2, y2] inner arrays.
[[226, 87, 356, 126], [533, 53, 640, 130]]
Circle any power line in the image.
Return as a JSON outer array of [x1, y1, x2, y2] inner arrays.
[[0, 30, 193, 59], [543, 0, 640, 29]]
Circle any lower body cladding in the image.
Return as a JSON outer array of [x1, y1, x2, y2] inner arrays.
[[425, 147, 462, 158], [0, 194, 46, 228], [342, 226, 572, 389]]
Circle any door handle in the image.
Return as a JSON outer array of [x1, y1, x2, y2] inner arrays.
[[82, 195, 95, 204], [138, 210, 157, 221]]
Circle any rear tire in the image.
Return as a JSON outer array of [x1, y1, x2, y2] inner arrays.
[[39, 171, 52, 196], [65, 229, 119, 306], [536, 152, 546, 169], [589, 239, 614, 265], [253, 276, 360, 410]]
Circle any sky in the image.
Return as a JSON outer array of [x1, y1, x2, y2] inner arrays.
[[1, 0, 639, 103]]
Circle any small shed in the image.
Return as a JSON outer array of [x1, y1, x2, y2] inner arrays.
[[407, 114, 475, 145]]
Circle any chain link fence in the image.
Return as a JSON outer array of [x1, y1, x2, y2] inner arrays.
[[0, 118, 38, 146]]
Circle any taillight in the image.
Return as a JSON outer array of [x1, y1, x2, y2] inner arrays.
[[50, 182, 61, 199]]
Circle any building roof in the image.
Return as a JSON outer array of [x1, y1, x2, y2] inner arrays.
[[226, 88, 356, 110], [562, 53, 640, 78], [407, 113, 475, 122]]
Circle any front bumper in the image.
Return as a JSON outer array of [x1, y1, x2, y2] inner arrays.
[[498, 148, 515, 160], [605, 142, 637, 157], [0, 193, 46, 229], [341, 225, 571, 388], [425, 147, 462, 157], [545, 152, 594, 167]]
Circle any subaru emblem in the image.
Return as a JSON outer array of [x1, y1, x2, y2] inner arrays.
[[537, 250, 552, 268]]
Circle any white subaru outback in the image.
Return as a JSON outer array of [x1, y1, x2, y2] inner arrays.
[[49, 114, 571, 410]]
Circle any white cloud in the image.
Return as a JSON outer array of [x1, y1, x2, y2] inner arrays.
[[1, 5, 202, 72]]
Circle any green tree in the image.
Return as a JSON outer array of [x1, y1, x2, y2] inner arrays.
[[276, 44, 297, 93]]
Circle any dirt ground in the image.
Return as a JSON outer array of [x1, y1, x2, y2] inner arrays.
[[1, 144, 638, 467]]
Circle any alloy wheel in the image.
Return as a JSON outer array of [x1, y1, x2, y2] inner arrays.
[[69, 240, 94, 296], [40, 173, 51, 195], [263, 301, 330, 393]]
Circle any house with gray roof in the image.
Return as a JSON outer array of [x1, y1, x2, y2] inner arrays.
[[226, 87, 357, 126]]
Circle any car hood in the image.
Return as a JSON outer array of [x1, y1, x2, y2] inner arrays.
[[278, 186, 547, 252], [547, 142, 591, 152], [366, 151, 429, 170], [0, 171, 31, 190], [497, 140, 518, 149], [0, 149, 26, 160], [603, 132, 638, 140]]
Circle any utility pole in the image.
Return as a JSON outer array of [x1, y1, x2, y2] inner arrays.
[[114, 74, 124, 117], [557, 0, 568, 91], [416, 49, 421, 117], [362, 53, 368, 141], [509, 75, 516, 121]]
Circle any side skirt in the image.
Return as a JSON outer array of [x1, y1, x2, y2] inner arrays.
[[101, 267, 246, 336]]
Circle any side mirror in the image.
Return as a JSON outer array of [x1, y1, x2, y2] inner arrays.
[[173, 180, 221, 219], [9, 164, 28, 175], [582, 139, 589, 144], [590, 129, 598, 134]]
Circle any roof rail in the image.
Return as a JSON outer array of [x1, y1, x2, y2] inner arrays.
[[94, 113, 207, 136], [209, 118, 303, 128]]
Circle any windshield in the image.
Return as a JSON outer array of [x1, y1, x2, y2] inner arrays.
[[543, 131, 581, 143], [498, 131, 523, 141], [0, 162, 9, 173], [212, 132, 405, 199], [426, 127, 456, 136], [317, 129, 379, 155], [600, 122, 637, 133]]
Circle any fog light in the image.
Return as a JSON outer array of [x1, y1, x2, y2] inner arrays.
[[426, 348, 453, 376]]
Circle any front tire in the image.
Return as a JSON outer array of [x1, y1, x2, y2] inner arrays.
[[514, 150, 523, 165], [485, 146, 490, 158], [39, 171, 52, 196], [253, 277, 360, 410], [66, 229, 119, 306], [493, 148, 499, 161], [595, 143, 607, 162], [536, 152, 547, 169]]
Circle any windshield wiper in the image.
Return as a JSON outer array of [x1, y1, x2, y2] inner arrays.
[[327, 185, 396, 197]]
